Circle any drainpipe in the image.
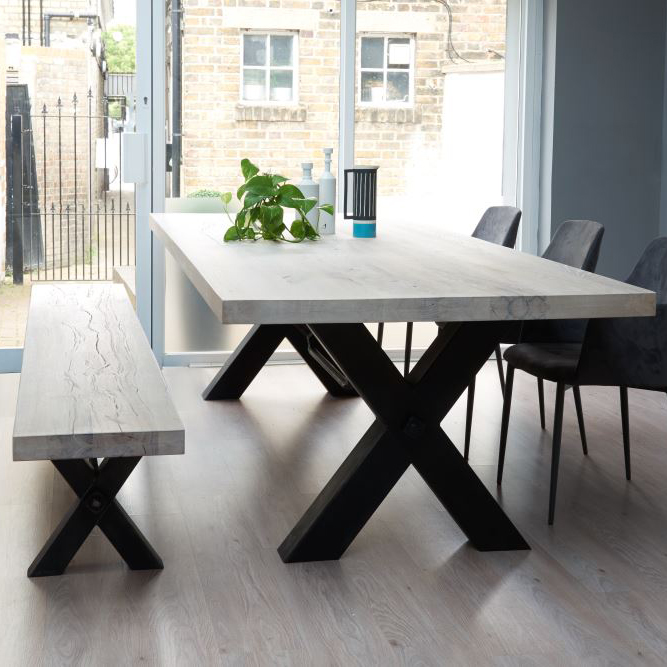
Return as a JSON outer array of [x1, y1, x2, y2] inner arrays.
[[171, 0, 182, 197], [43, 12, 100, 47]]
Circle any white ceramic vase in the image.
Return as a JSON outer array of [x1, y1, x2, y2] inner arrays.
[[298, 162, 320, 230], [318, 148, 336, 234]]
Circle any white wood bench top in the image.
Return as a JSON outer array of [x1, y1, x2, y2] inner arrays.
[[13, 284, 184, 462], [112, 265, 136, 308], [150, 214, 655, 325]]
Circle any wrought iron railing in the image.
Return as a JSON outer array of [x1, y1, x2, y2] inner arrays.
[[6, 87, 136, 283]]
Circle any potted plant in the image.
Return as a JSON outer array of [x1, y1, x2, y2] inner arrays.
[[223, 159, 333, 242]]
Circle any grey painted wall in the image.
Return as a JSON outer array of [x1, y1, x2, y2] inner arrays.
[[549, 0, 666, 279], [660, 3, 667, 238]]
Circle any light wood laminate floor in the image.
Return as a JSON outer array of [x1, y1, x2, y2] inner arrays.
[[2, 362, 667, 665]]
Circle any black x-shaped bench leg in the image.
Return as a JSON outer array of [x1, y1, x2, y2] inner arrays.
[[202, 324, 358, 400], [278, 321, 530, 563], [28, 457, 163, 577]]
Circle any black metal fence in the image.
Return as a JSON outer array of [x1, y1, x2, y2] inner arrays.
[[5, 86, 136, 283]]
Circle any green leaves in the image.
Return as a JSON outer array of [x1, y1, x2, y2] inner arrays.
[[224, 159, 331, 243], [241, 158, 259, 181], [290, 219, 305, 240], [244, 174, 276, 197], [298, 198, 317, 214], [223, 226, 239, 241], [276, 183, 305, 208]]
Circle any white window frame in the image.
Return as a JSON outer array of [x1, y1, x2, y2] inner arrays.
[[240, 31, 299, 105], [357, 33, 415, 108], [502, 0, 544, 255]]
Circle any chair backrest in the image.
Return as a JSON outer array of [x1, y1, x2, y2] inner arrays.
[[542, 219, 604, 271], [523, 220, 605, 343], [576, 237, 667, 389], [471, 206, 522, 248], [625, 237, 667, 304]]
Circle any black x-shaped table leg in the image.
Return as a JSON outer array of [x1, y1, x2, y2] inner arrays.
[[203, 324, 358, 400], [278, 321, 530, 562], [28, 457, 163, 577]]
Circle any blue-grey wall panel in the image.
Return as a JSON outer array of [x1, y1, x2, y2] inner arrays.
[[551, 0, 666, 279]]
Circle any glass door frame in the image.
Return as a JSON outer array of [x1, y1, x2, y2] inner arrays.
[[0, 1, 160, 373], [504, 0, 545, 255], [148, 0, 546, 368], [137, 0, 166, 363]]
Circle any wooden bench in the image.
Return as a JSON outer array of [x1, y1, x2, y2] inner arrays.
[[112, 265, 137, 309], [13, 284, 184, 577]]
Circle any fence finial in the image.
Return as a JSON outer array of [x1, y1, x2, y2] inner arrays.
[[42, 104, 47, 115], [57, 96, 62, 109], [72, 92, 78, 109], [88, 87, 93, 99]]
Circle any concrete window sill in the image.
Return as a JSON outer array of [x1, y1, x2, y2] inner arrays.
[[235, 104, 307, 122], [355, 107, 422, 124]]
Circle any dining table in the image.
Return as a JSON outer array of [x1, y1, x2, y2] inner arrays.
[[150, 213, 655, 562]]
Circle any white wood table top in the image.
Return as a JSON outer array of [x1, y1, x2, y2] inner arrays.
[[13, 285, 185, 461], [150, 213, 656, 325]]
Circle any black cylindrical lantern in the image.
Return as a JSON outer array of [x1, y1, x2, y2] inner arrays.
[[344, 166, 379, 238]]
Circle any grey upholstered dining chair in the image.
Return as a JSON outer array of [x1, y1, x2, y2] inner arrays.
[[389, 206, 523, 377], [463, 219, 605, 460], [497, 237, 667, 525]]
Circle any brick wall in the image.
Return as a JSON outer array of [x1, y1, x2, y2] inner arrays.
[[179, 0, 506, 199], [20, 46, 106, 272], [19, 46, 105, 208], [1, 2, 117, 276], [0, 0, 107, 47], [3, 42, 107, 273]]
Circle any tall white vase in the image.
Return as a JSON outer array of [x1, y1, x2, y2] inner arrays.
[[318, 148, 336, 234], [298, 162, 320, 230]]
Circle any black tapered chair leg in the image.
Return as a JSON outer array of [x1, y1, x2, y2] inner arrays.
[[377, 323, 384, 347], [537, 378, 546, 430], [548, 383, 566, 525], [620, 386, 631, 481], [404, 322, 413, 377], [497, 365, 515, 485], [495, 345, 505, 396], [464, 376, 475, 461], [572, 385, 588, 456]]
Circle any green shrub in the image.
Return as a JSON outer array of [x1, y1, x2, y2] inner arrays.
[[187, 189, 225, 199]]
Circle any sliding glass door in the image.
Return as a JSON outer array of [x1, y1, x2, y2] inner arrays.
[[0, 0, 151, 372], [160, 0, 342, 362], [149, 0, 539, 365], [352, 0, 512, 352]]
